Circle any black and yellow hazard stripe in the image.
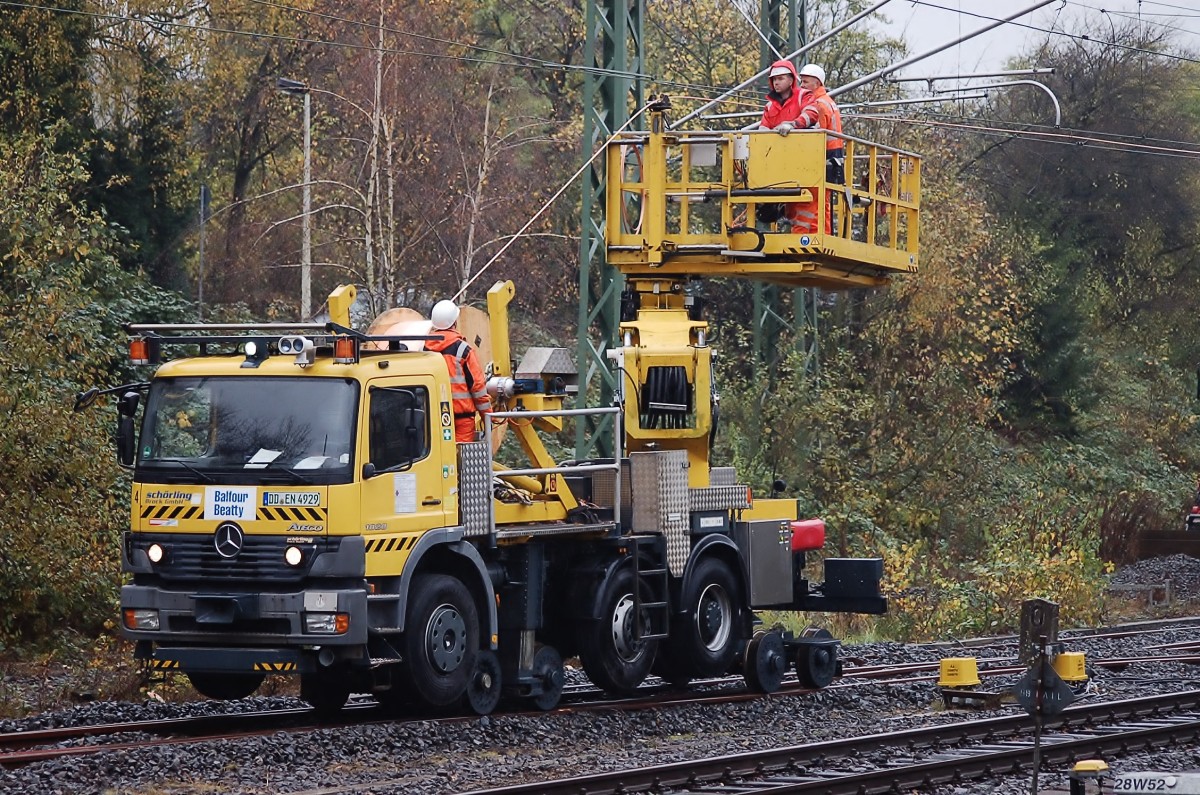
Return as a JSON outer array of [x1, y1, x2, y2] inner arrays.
[[149, 659, 296, 673], [256, 506, 329, 522], [141, 505, 202, 520], [253, 661, 298, 672], [364, 535, 420, 554]]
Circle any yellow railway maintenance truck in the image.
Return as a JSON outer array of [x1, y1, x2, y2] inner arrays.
[[81, 107, 920, 715]]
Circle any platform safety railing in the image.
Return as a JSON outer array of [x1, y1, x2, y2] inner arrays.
[[605, 127, 921, 288], [484, 405, 624, 534]]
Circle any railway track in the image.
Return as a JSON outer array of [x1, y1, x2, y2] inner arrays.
[[458, 690, 1200, 794], [0, 661, 989, 768], [5, 646, 1200, 770]]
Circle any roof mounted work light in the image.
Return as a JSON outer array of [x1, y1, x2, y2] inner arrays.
[[242, 339, 270, 368], [279, 335, 316, 366]]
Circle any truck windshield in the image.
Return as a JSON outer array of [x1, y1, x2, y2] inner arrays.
[[139, 376, 358, 480]]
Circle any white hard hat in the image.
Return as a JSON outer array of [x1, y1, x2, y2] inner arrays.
[[799, 64, 825, 84], [430, 299, 460, 330], [769, 65, 793, 78]]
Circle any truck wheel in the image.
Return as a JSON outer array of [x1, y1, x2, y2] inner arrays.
[[676, 556, 741, 679], [403, 573, 479, 709], [577, 566, 658, 695], [302, 670, 351, 717], [186, 671, 264, 701]]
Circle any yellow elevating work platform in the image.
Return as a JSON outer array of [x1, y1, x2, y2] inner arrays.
[[605, 115, 920, 289]]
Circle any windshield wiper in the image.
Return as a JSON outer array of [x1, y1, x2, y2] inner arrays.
[[259, 463, 314, 484], [148, 458, 215, 483]]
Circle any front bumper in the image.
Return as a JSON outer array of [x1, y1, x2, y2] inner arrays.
[[120, 584, 369, 647], [137, 644, 313, 675]]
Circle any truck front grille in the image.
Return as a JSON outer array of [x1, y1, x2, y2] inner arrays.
[[130, 533, 338, 583], [169, 616, 293, 635]]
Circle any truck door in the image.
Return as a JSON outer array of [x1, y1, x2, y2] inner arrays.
[[359, 377, 451, 538]]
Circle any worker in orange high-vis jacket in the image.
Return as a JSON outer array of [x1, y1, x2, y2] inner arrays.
[[758, 59, 818, 231], [426, 299, 492, 442], [759, 59, 809, 132], [794, 63, 845, 235]]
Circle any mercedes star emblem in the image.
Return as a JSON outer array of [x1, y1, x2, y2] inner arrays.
[[213, 522, 244, 559]]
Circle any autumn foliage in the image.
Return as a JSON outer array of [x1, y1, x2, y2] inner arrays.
[[1, 1, 1199, 650]]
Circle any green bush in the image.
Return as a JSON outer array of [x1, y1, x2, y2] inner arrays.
[[0, 129, 133, 645]]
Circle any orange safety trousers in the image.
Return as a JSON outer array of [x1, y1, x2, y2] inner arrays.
[[789, 89, 842, 235], [787, 194, 831, 235], [454, 416, 478, 443]]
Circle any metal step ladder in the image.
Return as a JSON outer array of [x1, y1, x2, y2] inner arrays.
[[629, 535, 670, 641]]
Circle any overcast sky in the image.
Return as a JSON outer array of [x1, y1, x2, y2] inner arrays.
[[860, 0, 1198, 79]]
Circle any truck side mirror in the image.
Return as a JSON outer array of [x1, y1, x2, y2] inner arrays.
[[117, 416, 136, 466], [116, 391, 140, 466], [117, 391, 140, 418]]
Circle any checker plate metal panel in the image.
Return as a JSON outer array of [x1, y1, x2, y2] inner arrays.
[[690, 484, 750, 512], [630, 451, 690, 576], [515, 347, 577, 377], [457, 442, 492, 537], [590, 461, 632, 513], [710, 467, 738, 486]]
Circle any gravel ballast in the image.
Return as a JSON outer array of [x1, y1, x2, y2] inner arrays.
[[3, 557, 1200, 794]]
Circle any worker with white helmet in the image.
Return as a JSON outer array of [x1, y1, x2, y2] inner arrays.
[[425, 299, 492, 442], [793, 63, 845, 234], [797, 64, 844, 182]]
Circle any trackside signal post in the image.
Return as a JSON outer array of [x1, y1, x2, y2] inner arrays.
[[81, 116, 919, 715]]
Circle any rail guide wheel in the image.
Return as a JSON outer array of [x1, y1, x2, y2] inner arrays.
[[529, 644, 565, 711], [794, 626, 838, 689], [464, 649, 503, 716], [745, 630, 787, 693]]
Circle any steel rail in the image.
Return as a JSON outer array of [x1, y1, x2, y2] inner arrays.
[[458, 690, 1200, 794], [5, 652, 1200, 769]]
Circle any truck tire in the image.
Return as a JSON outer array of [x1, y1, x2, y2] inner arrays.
[[577, 566, 657, 695], [673, 556, 742, 679], [186, 671, 264, 701], [403, 573, 479, 709]]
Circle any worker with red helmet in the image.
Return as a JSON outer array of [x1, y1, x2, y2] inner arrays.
[[759, 59, 810, 134], [758, 60, 819, 232], [426, 299, 492, 442]]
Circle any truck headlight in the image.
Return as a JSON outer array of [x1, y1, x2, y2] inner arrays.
[[147, 543, 165, 564], [284, 545, 304, 566], [304, 612, 349, 634], [123, 608, 160, 631]]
